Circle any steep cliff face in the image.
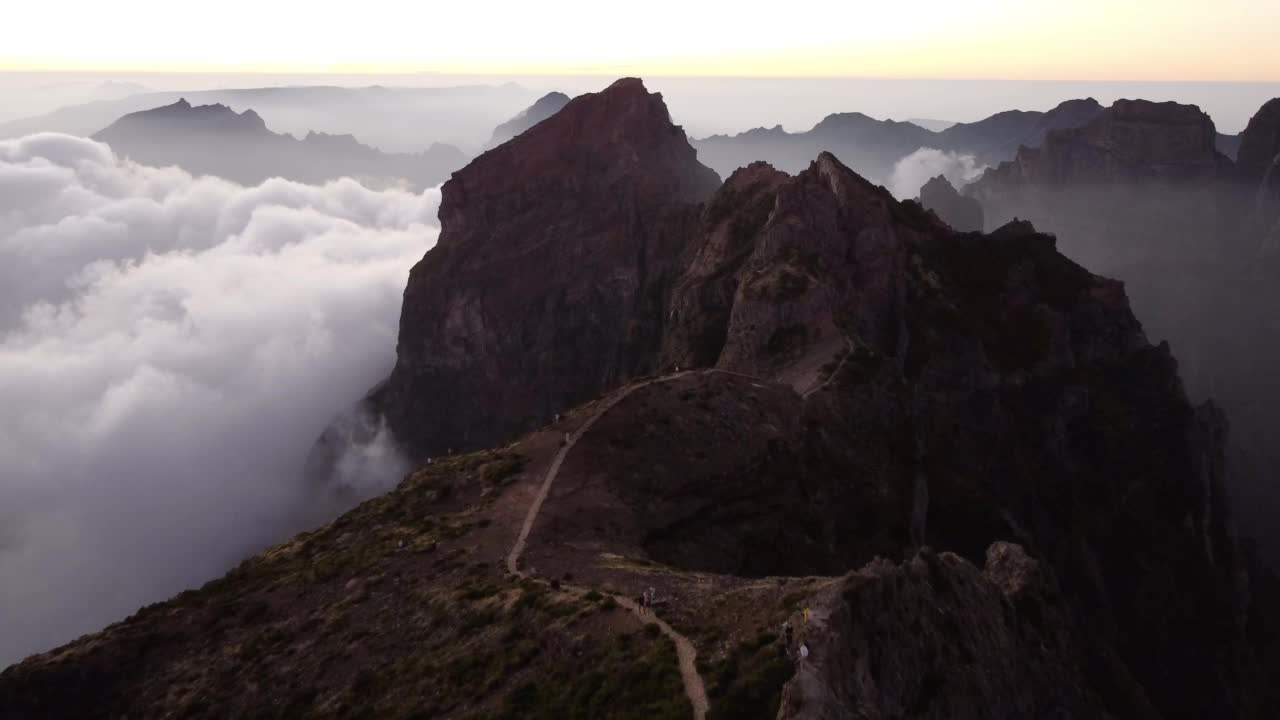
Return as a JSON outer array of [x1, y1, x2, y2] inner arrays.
[[1237, 98, 1280, 186], [651, 151, 1270, 718], [918, 174, 983, 231], [968, 99, 1242, 271], [372, 78, 720, 459]]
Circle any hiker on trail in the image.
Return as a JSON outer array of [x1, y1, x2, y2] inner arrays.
[[799, 643, 810, 662], [637, 593, 647, 613], [782, 621, 793, 646], [803, 607, 812, 624]]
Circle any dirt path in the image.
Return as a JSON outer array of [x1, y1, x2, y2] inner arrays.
[[505, 370, 711, 720]]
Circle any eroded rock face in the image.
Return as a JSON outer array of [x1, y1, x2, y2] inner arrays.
[[371, 78, 720, 459], [919, 174, 983, 231]]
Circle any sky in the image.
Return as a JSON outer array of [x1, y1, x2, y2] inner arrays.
[[4, 1, 1279, 82]]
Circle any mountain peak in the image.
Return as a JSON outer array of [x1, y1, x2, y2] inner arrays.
[[374, 77, 719, 457]]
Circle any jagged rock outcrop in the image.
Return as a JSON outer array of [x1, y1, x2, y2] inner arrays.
[[1237, 98, 1280, 185], [93, 99, 468, 189], [369, 78, 720, 459], [486, 91, 571, 148], [918, 174, 983, 231]]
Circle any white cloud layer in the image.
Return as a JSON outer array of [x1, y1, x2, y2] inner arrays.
[[0, 133, 439, 667], [888, 147, 988, 201]]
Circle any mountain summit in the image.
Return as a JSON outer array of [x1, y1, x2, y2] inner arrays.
[[367, 78, 720, 460]]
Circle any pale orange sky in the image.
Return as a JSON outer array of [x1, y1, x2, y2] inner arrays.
[[4, 0, 1278, 82]]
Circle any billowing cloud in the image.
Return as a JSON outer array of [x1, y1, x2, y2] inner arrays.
[[0, 133, 439, 667], [888, 147, 988, 200]]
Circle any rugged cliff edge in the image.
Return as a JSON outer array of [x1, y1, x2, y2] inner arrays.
[[368, 78, 720, 460], [5, 79, 1278, 720]]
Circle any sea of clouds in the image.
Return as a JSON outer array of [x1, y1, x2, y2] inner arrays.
[[0, 133, 439, 667]]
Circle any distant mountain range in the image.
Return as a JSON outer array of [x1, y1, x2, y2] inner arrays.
[[692, 99, 1107, 183], [92, 99, 468, 189], [0, 84, 539, 152], [692, 98, 1246, 186]]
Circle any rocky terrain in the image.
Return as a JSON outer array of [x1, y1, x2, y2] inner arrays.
[[4, 78, 1279, 719], [692, 98, 1103, 184], [93, 99, 468, 189], [486, 91, 572, 149]]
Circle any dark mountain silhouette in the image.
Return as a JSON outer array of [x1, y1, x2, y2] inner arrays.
[[1237, 98, 1280, 185], [692, 98, 1104, 183], [968, 96, 1280, 573], [0, 83, 538, 152], [486, 91, 571, 148], [92, 99, 468, 189], [918, 174, 984, 231], [5, 79, 1279, 720]]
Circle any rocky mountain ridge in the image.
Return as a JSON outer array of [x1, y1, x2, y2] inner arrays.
[[5, 78, 1278, 720]]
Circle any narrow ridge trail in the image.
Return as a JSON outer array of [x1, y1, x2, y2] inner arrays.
[[504, 370, 711, 720]]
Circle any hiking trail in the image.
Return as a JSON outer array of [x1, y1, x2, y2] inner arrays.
[[505, 370, 711, 720]]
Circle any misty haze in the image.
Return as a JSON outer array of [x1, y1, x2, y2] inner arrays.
[[2, 2, 1280, 719]]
